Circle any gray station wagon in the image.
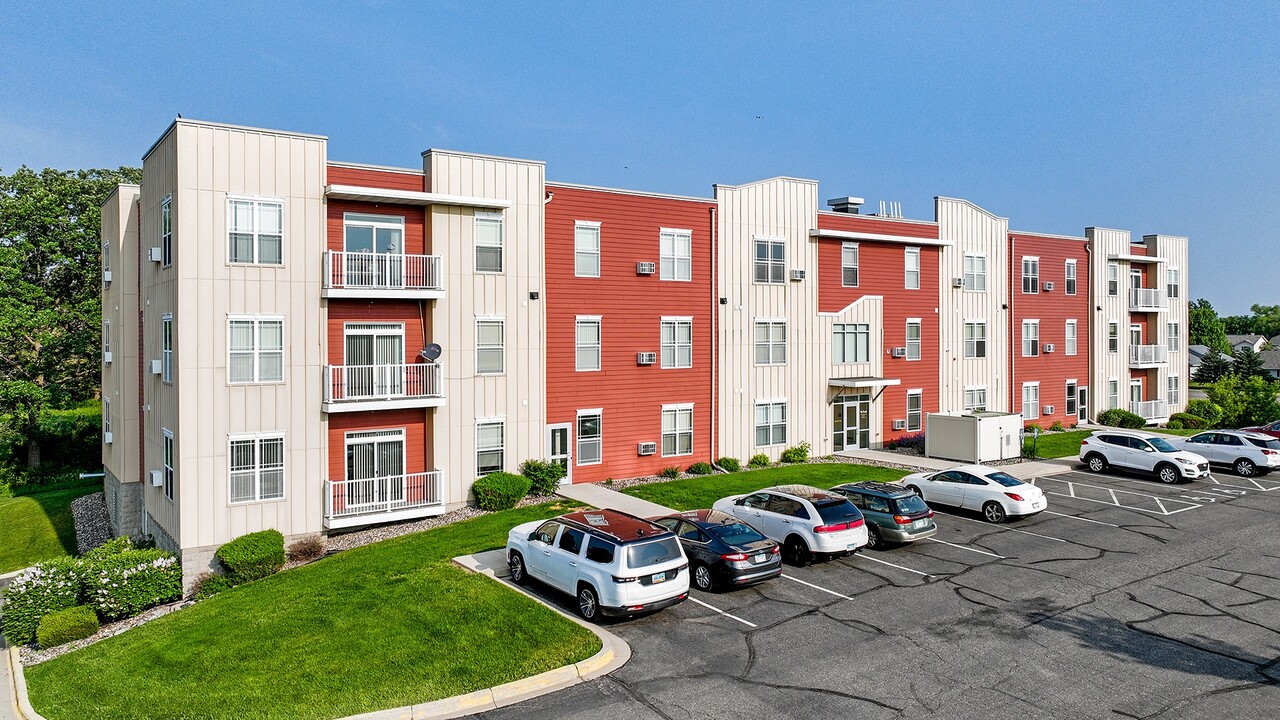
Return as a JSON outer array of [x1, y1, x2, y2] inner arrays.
[[830, 482, 938, 549]]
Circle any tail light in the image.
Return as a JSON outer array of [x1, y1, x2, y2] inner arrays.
[[848, 518, 865, 529], [770, 545, 781, 554], [893, 515, 912, 525], [1080, 439, 1088, 446], [1263, 449, 1277, 456], [612, 575, 637, 583], [813, 522, 848, 533], [1005, 492, 1024, 502], [721, 552, 748, 561]]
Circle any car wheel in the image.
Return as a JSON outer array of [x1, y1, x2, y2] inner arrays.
[[982, 502, 1007, 523], [906, 485, 923, 497], [577, 584, 600, 621], [865, 528, 882, 550], [692, 563, 715, 592], [784, 536, 812, 567], [1085, 453, 1107, 473], [1156, 463, 1179, 484], [508, 551, 527, 586], [1235, 458, 1257, 477]]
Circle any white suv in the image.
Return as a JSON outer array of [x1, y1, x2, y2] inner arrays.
[[507, 509, 689, 621], [1172, 429, 1280, 477], [1079, 430, 1210, 483], [712, 485, 868, 566]]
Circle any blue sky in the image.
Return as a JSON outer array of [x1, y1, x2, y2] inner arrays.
[[3, 2, 1275, 314]]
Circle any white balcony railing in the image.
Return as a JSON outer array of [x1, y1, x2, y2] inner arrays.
[[324, 363, 442, 404], [1129, 344, 1168, 366], [1129, 287, 1167, 311], [1130, 399, 1169, 420], [325, 471, 442, 521], [324, 250, 442, 293]]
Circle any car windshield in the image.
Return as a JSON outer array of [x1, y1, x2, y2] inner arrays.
[[1247, 436, 1280, 450], [1145, 437, 1178, 452], [982, 471, 1023, 487], [815, 499, 862, 523], [892, 494, 931, 514], [625, 536, 683, 569], [709, 522, 767, 546]]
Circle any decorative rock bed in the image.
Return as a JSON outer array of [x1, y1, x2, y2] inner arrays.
[[71, 491, 113, 554]]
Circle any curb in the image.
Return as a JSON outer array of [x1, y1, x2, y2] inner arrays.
[[7, 647, 46, 720]]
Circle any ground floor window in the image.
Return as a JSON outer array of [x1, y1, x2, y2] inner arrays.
[[754, 401, 787, 446], [477, 420, 505, 476], [577, 411, 602, 465], [906, 390, 923, 431], [963, 387, 987, 412], [1066, 381, 1078, 417], [1022, 383, 1040, 420], [662, 405, 693, 456], [229, 434, 285, 503]]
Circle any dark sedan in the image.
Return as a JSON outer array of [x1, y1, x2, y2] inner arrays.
[[651, 509, 782, 591]]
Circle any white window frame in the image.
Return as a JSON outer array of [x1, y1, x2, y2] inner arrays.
[[660, 228, 692, 282], [1168, 376, 1181, 406], [1167, 268, 1180, 299], [103, 397, 111, 436], [227, 196, 283, 265], [905, 319, 921, 361], [1066, 380, 1078, 417], [227, 316, 284, 384], [1107, 379, 1119, 410], [474, 211, 504, 273], [103, 319, 111, 363], [833, 323, 871, 364], [904, 246, 920, 290], [1022, 256, 1040, 294], [1065, 320, 1077, 356], [963, 321, 987, 359], [162, 428, 175, 501], [1167, 322, 1180, 352], [754, 319, 787, 365], [476, 317, 505, 375], [1107, 321, 1119, 354], [1064, 259, 1077, 295], [754, 400, 787, 447], [576, 409, 602, 466], [963, 386, 987, 412], [161, 194, 173, 267], [661, 403, 694, 457], [1022, 382, 1040, 420], [906, 389, 923, 431], [228, 433, 286, 504], [842, 242, 859, 287], [660, 317, 692, 369], [575, 316, 602, 372], [1022, 320, 1040, 357], [476, 419, 505, 477], [574, 221, 601, 278], [1107, 262, 1119, 296], [102, 238, 110, 278], [161, 313, 173, 383], [755, 236, 786, 284], [963, 254, 987, 292]]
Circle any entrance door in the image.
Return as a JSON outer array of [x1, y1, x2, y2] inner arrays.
[[833, 393, 871, 451], [344, 213, 405, 288], [345, 324, 405, 398], [547, 423, 572, 484], [1077, 387, 1089, 422], [1130, 380, 1143, 416], [345, 430, 405, 508]]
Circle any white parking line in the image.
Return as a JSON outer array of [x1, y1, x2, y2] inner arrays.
[[925, 537, 1005, 558], [1205, 475, 1280, 492], [1030, 477, 1201, 516], [936, 511, 1068, 543], [1041, 510, 1120, 527], [782, 573, 854, 600], [686, 596, 757, 628], [853, 553, 933, 577]]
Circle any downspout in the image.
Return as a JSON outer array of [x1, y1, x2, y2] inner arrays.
[[709, 204, 718, 465], [136, 197, 145, 486], [1084, 241, 1093, 423], [1009, 235, 1016, 420]]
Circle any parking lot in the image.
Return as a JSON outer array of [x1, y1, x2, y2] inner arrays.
[[481, 463, 1280, 720]]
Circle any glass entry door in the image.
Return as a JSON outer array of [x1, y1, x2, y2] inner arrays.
[[345, 324, 404, 398], [345, 430, 405, 507], [547, 423, 572, 484], [1078, 387, 1089, 422], [344, 213, 405, 288], [833, 393, 871, 451]]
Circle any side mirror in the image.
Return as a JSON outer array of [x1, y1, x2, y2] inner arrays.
[[1143, 446, 1155, 452], [734, 497, 746, 506], [528, 531, 539, 542]]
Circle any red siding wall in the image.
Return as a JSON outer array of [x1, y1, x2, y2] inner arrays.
[[326, 200, 427, 254], [328, 409, 430, 483], [326, 300, 429, 366], [544, 185, 716, 483], [327, 165, 425, 192]]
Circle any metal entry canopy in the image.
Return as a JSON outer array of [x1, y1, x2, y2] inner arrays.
[[829, 376, 902, 388]]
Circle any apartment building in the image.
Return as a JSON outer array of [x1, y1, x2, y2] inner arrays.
[[100, 118, 1189, 583]]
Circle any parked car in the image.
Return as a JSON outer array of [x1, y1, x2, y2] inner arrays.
[[712, 485, 868, 566], [899, 464, 1047, 522], [651, 509, 782, 591], [507, 509, 689, 621], [1171, 429, 1280, 477], [1078, 430, 1210, 483], [829, 481, 938, 548], [1240, 419, 1280, 440]]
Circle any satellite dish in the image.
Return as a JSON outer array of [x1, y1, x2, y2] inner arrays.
[[420, 344, 442, 361]]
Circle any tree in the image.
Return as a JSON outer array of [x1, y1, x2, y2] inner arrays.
[[1188, 299, 1230, 352], [1194, 348, 1233, 384], [1248, 304, 1280, 341], [1222, 315, 1253, 335], [0, 166, 141, 467], [1206, 375, 1280, 428], [1233, 347, 1267, 379]]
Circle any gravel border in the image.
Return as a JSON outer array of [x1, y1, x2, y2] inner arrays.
[[20, 598, 194, 666], [71, 491, 112, 555]]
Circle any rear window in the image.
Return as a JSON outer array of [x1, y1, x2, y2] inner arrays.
[[626, 536, 683, 569], [892, 494, 930, 515], [815, 499, 862, 524], [983, 471, 1022, 488], [709, 522, 767, 546], [1248, 437, 1280, 450], [584, 537, 616, 565]]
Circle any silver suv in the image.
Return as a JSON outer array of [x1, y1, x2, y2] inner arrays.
[[1079, 430, 1210, 483], [1172, 429, 1280, 477]]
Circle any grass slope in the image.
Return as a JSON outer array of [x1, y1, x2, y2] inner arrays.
[[0, 484, 98, 573], [26, 502, 600, 720], [626, 463, 909, 511]]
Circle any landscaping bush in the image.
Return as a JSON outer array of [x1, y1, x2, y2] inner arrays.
[[659, 466, 681, 479], [215, 529, 286, 584], [1097, 408, 1147, 429], [470, 472, 531, 512], [1, 557, 82, 645], [287, 536, 326, 563], [1050, 421, 1065, 431], [519, 459, 567, 496], [779, 442, 811, 464], [1168, 412, 1206, 429], [715, 457, 741, 472], [1025, 423, 1043, 433], [36, 605, 99, 648], [686, 461, 714, 475], [748, 454, 770, 469], [82, 549, 182, 621], [895, 433, 926, 452], [81, 535, 134, 561], [1167, 419, 1183, 430], [1184, 399, 1223, 426], [190, 572, 237, 601]]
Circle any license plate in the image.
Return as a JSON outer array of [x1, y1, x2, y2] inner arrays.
[[1032, 501, 1042, 509], [913, 519, 927, 529], [752, 554, 767, 564], [651, 572, 666, 583], [847, 543, 857, 550]]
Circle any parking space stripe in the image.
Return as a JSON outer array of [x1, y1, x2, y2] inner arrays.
[[1030, 477, 1202, 515], [686, 596, 757, 628], [1041, 510, 1119, 527], [781, 573, 854, 600], [1206, 475, 1280, 492], [925, 537, 1005, 558], [934, 511, 1068, 543], [853, 553, 933, 577]]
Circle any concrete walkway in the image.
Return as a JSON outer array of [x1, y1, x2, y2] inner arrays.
[[837, 448, 1077, 481], [555, 482, 674, 518], [2, 639, 18, 720]]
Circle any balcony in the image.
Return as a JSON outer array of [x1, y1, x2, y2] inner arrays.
[[324, 471, 444, 529], [1130, 399, 1169, 421], [1129, 287, 1167, 312], [322, 250, 443, 299], [323, 363, 445, 413], [1129, 344, 1168, 368]]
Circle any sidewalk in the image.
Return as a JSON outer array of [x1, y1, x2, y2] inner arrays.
[[555, 483, 674, 517], [2, 638, 17, 720], [835, 448, 1076, 481]]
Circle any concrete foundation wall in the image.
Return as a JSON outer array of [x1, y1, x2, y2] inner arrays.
[[103, 469, 143, 540]]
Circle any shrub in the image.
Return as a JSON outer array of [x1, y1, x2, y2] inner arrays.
[[519, 459, 567, 496], [716, 457, 741, 473], [1050, 421, 1065, 432], [1169, 412, 1206, 429], [895, 433, 926, 452], [1167, 419, 1183, 430], [658, 466, 681, 479], [82, 549, 182, 621], [36, 606, 99, 648], [215, 529, 286, 584], [1184, 399, 1223, 426], [190, 572, 237, 601], [1026, 423, 1043, 433], [1097, 408, 1147, 429], [687, 461, 714, 475], [471, 472, 531, 511], [748, 454, 771, 469], [287, 536, 326, 563], [82, 535, 134, 561], [779, 442, 811, 464], [1, 558, 82, 645]]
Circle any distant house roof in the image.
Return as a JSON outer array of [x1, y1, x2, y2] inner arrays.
[[1188, 345, 1210, 367], [1271, 335, 1280, 347], [1227, 334, 1267, 349], [1260, 350, 1280, 372]]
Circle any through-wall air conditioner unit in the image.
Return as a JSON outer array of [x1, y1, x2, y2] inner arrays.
[[103, 352, 113, 365], [150, 359, 162, 375], [1043, 343, 1056, 353], [103, 270, 112, 284], [1043, 281, 1055, 291], [636, 262, 656, 275], [1042, 405, 1055, 415], [637, 442, 657, 456], [103, 432, 113, 445], [636, 352, 657, 365], [790, 269, 806, 281], [148, 247, 163, 263], [952, 277, 965, 288], [891, 419, 907, 430], [890, 347, 907, 358], [150, 469, 164, 487]]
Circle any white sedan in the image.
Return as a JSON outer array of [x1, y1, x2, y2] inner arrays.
[[899, 464, 1047, 523]]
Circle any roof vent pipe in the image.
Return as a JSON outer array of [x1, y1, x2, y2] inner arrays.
[[827, 196, 864, 214]]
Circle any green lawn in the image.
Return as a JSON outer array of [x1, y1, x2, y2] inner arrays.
[[625, 463, 910, 511], [0, 483, 99, 573], [26, 502, 601, 720], [1022, 430, 1091, 459]]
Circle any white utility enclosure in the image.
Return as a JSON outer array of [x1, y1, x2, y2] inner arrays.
[[924, 411, 1023, 463]]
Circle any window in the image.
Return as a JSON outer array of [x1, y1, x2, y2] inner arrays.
[[1167, 322, 1180, 352], [103, 397, 111, 436], [229, 434, 285, 503], [1167, 268, 1180, 299], [1022, 383, 1040, 420], [1066, 381, 1078, 417], [575, 317, 601, 371], [103, 239, 110, 279], [584, 536, 616, 564], [577, 411, 602, 465], [754, 401, 786, 446], [1022, 257, 1039, 294], [161, 195, 173, 266], [1107, 322, 1119, 354], [1107, 379, 1119, 410], [558, 528, 585, 555], [475, 212, 504, 273], [574, 222, 600, 278], [1107, 262, 1119, 296], [228, 317, 283, 384], [907, 390, 923, 431], [662, 405, 693, 456], [660, 228, 692, 281], [963, 254, 986, 291], [963, 387, 987, 412], [661, 317, 692, 368], [904, 247, 920, 289], [1022, 320, 1039, 357], [754, 237, 785, 283], [227, 198, 283, 265], [1065, 259, 1077, 295], [161, 314, 173, 383], [162, 429, 175, 501], [103, 320, 111, 363], [841, 242, 858, 287], [754, 320, 787, 365], [964, 322, 987, 358], [833, 323, 870, 364], [1168, 376, 1180, 406], [906, 320, 921, 361], [1065, 320, 1077, 356], [476, 319, 504, 375], [476, 420, 504, 476]]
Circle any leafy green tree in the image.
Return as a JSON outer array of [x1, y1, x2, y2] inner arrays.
[[1233, 347, 1267, 379], [1188, 299, 1230, 352], [1248, 304, 1280, 341], [0, 166, 141, 467], [1222, 315, 1253, 335], [1193, 348, 1233, 384], [1206, 375, 1280, 427]]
